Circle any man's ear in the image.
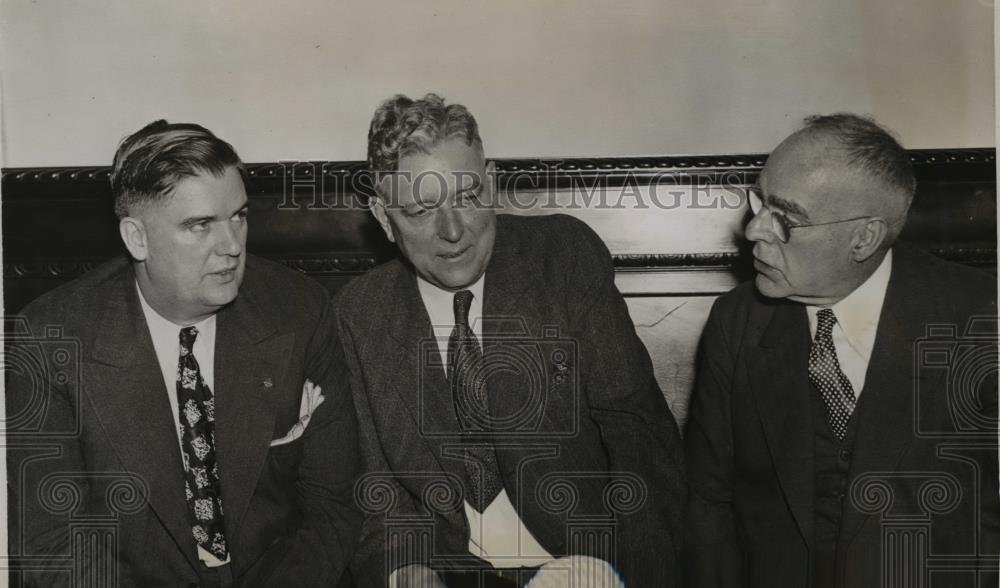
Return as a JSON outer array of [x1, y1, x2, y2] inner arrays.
[[119, 217, 149, 261], [370, 195, 395, 243], [851, 217, 888, 262]]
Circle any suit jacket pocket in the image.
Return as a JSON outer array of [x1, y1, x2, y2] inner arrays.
[[266, 436, 304, 482]]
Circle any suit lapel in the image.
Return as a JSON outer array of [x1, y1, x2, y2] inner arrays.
[[86, 271, 200, 568], [376, 216, 560, 540], [479, 219, 572, 553], [840, 250, 927, 543], [481, 217, 551, 477], [383, 267, 466, 483], [213, 287, 288, 536], [747, 300, 815, 546], [378, 216, 548, 495], [86, 269, 290, 564], [481, 215, 533, 320]]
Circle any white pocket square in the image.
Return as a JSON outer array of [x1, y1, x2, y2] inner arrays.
[[270, 380, 325, 447]]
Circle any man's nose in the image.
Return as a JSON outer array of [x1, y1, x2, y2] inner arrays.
[[436, 206, 464, 243], [216, 222, 244, 256], [744, 210, 775, 244]]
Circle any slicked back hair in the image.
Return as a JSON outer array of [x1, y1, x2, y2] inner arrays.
[[111, 120, 245, 219], [366, 93, 483, 179]]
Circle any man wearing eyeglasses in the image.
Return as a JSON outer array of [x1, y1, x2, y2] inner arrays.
[[683, 114, 998, 588]]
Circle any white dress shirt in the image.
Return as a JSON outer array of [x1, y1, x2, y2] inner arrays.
[[415, 275, 554, 569], [137, 284, 230, 567], [805, 250, 893, 396]]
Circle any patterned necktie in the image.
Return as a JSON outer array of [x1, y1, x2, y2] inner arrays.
[[808, 308, 857, 440], [177, 326, 229, 560], [447, 290, 503, 512]]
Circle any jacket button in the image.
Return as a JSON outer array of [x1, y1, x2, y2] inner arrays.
[[839, 449, 851, 461]]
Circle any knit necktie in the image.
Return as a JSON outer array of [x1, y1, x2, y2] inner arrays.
[[447, 290, 503, 512], [177, 326, 228, 560], [808, 309, 857, 440]]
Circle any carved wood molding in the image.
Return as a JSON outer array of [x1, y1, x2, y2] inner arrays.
[[3, 148, 994, 310], [4, 260, 104, 279], [6, 247, 995, 281], [3, 148, 995, 183]]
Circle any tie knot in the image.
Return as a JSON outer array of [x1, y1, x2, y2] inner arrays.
[[179, 326, 199, 351], [453, 290, 473, 327], [816, 308, 837, 337]]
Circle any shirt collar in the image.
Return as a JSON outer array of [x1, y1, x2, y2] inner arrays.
[[416, 273, 486, 329], [807, 249, 892, 353], [136, 282, 216, 342]]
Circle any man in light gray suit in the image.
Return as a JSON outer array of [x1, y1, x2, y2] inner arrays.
[[339, 94, 685, 587]]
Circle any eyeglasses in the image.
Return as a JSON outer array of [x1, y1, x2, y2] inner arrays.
[[746, 187, 872, 244]]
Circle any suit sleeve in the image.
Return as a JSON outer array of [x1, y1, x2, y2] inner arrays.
[[682, 297, 745, 587], [243, 292, 364, 587], [969, 284, 1000, 575], [6, 310, 105, 587], [335, 308, 440, 588], [564, 217, 686, 587]]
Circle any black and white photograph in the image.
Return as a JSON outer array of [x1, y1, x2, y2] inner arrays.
[[2, 1, 997, 586]]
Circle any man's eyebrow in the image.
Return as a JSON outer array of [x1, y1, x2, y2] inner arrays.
[[181, 203, 248, 226], [180, 214, 218, 227], [405, 196, 439, 210], [767, 193, 810, 221]]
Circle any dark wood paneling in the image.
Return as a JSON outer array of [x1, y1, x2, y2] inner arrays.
[[3, 149, 995, 312]]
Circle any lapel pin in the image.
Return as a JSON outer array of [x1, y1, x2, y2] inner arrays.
[[263, 378, 274, 389]]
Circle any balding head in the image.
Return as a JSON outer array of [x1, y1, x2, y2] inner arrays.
[[747, 114, 914, 305], [783, 114, 915, 242]]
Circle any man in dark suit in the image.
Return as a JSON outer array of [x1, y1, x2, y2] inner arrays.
[[5, 120, 361, 587], [684, 113, 999, 587], [339, 94, 685, 587]]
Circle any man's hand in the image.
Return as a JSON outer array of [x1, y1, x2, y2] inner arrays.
[[393, 564, 447, 588], [527, 556, 625, 588]]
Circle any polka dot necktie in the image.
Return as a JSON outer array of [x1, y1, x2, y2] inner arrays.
[[808, 308, 857, 440], [447, 290, 503, 512], [177, 326, 229, 560]]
